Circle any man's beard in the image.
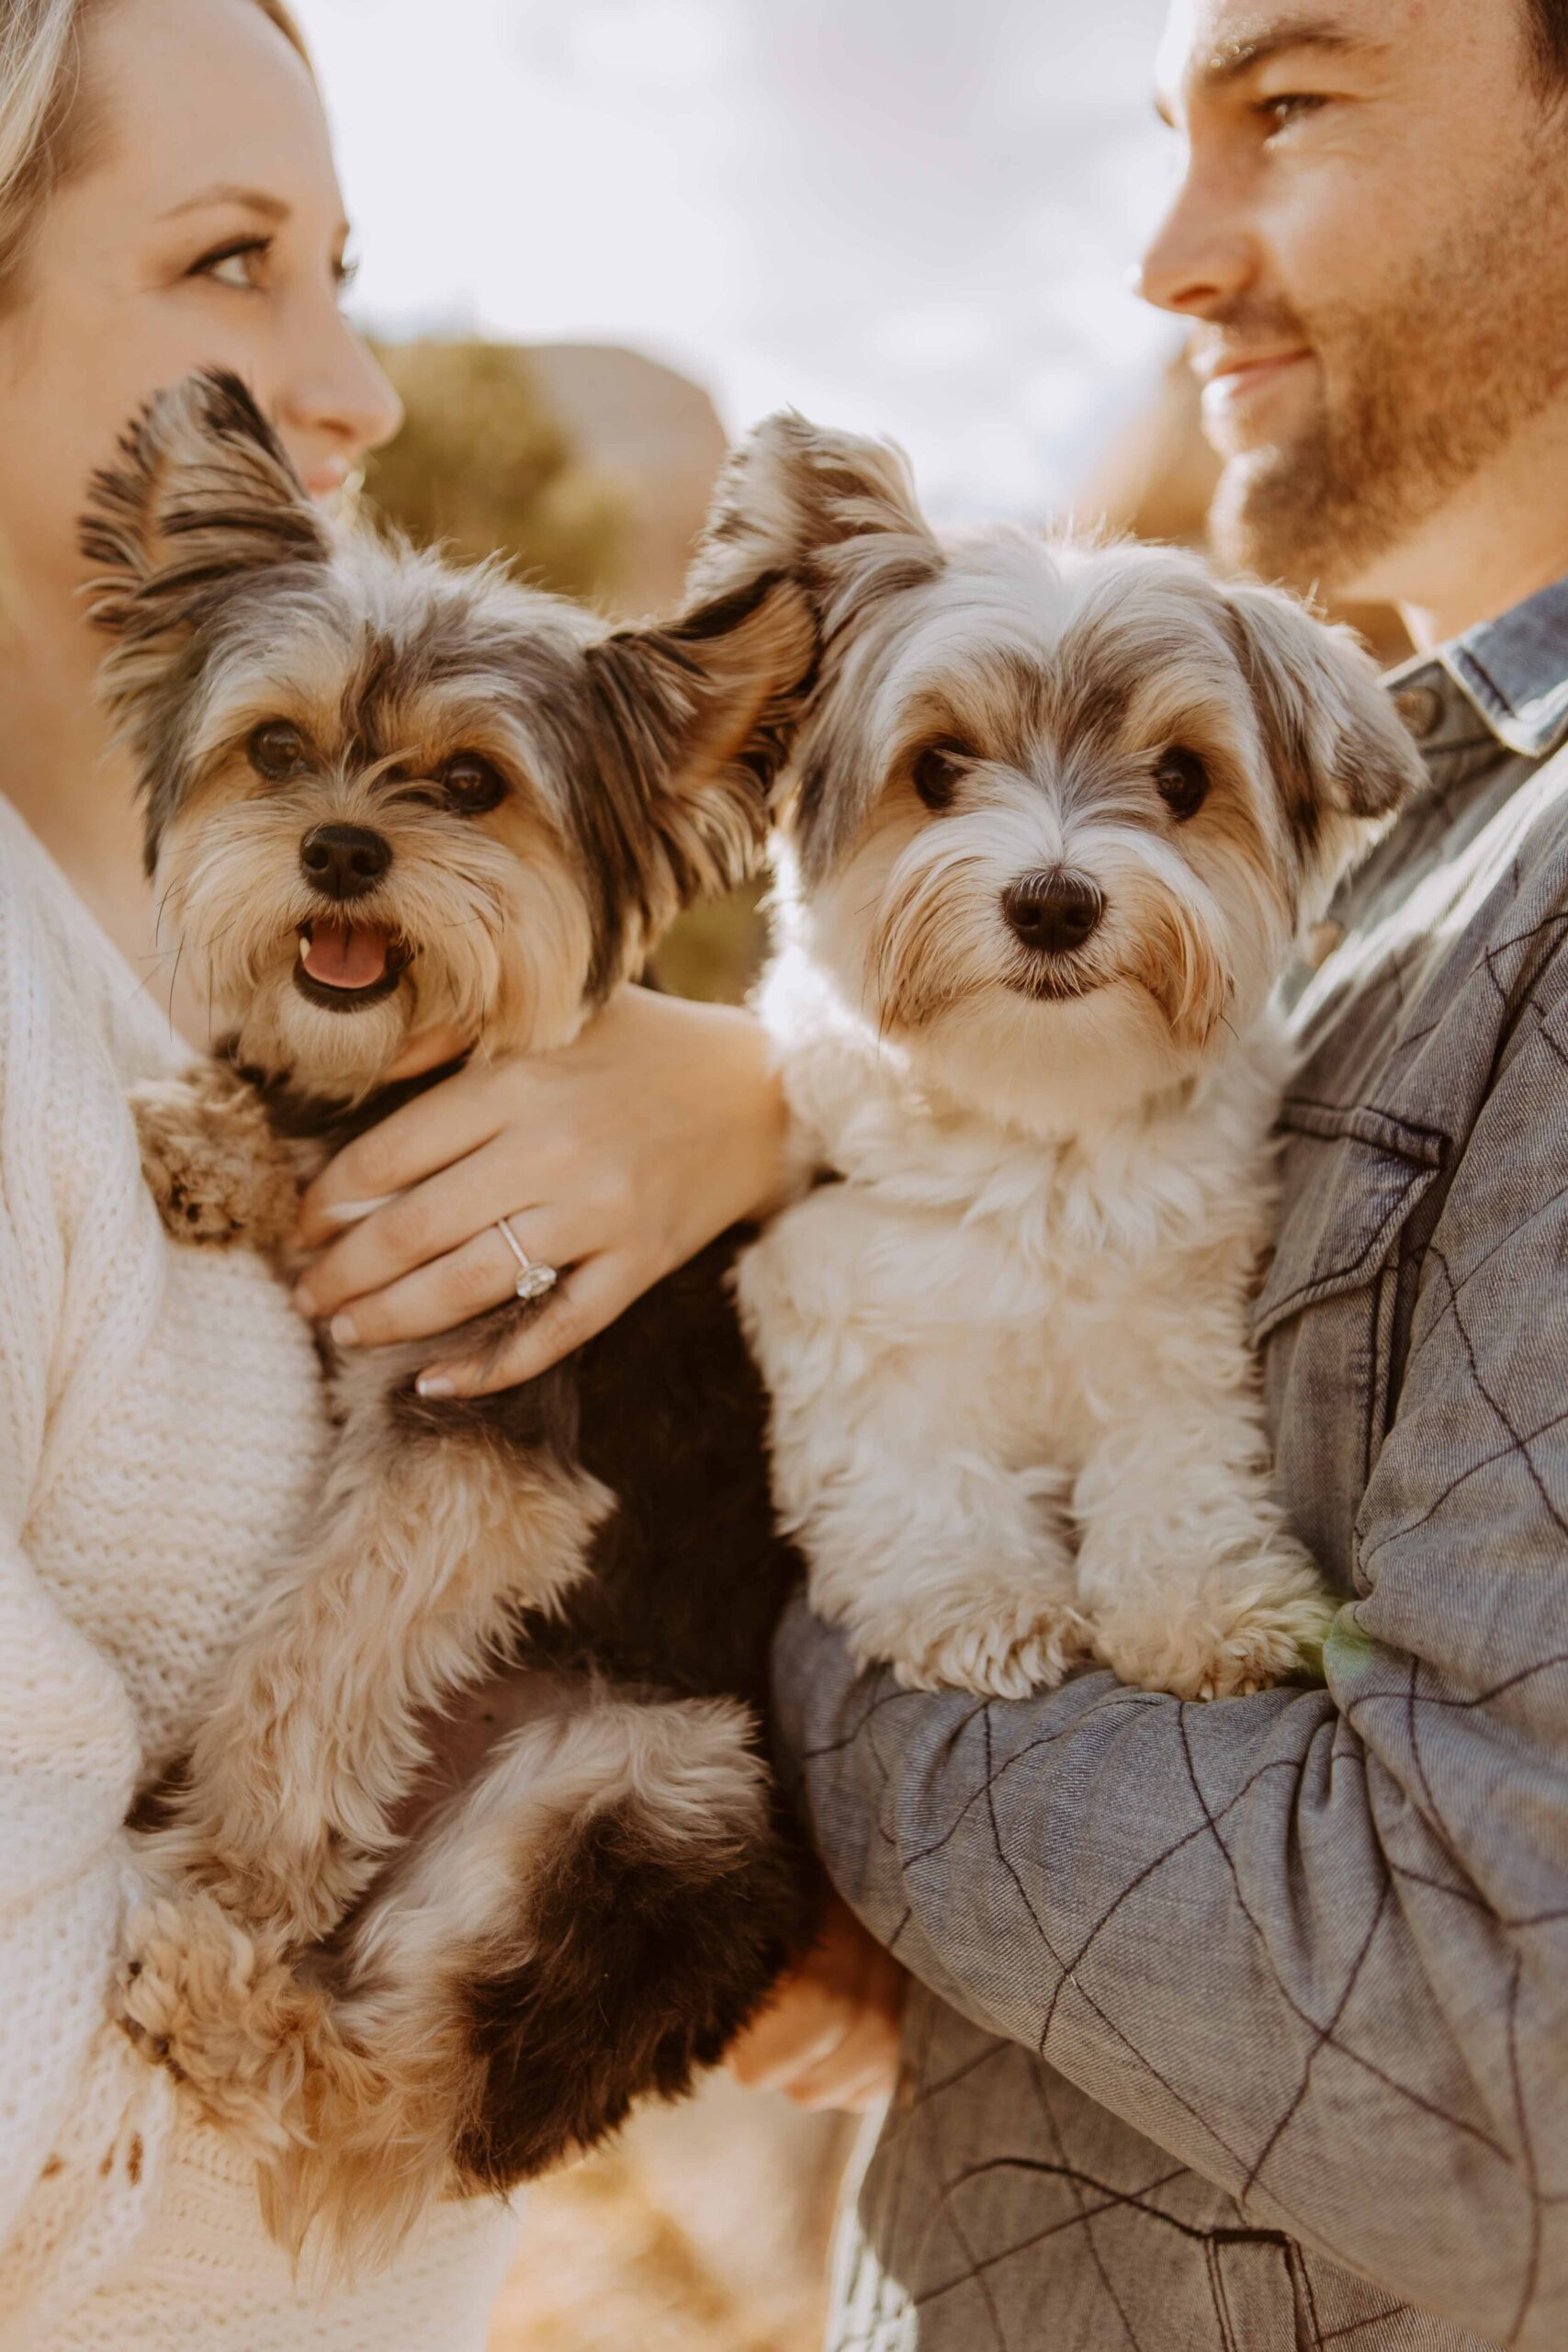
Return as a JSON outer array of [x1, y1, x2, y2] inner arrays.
[[1208, 140, 1568, 595]]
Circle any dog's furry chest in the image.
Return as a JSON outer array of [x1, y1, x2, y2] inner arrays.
[[739, 1089, 1279, 1474]]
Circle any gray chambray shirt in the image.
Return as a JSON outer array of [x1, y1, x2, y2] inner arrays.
[[773, 573, 1568, 2352]]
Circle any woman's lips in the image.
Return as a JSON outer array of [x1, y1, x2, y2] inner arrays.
[[305, 458, 352, 500]]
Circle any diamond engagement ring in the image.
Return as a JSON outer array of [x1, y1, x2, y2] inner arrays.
[[496, 1216, 558, 1305]]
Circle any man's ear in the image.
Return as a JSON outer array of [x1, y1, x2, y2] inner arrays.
[[579, 567, 818, 955], [1220, 579, 1426, 864], [687, 409, 943, 615], [79, 368, 330, 750]]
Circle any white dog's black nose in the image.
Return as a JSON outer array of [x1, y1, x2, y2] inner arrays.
[[1002, 871, 1104, 956], [300, 823, 392, 901]]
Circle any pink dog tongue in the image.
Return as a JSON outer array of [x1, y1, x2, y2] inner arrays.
[[301, 922, 389, 990]]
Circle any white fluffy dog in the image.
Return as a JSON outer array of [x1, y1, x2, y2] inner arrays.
[[699, 415, 1424, 1702]]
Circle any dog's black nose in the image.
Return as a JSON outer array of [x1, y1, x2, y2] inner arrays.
[[1002, 871, 1104, 956], [299, 824, 392, 901]]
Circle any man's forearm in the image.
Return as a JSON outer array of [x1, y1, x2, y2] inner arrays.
[[774, 1596, 1566, 2348]]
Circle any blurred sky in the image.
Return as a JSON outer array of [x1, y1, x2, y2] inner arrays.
[[295, 0, 1180, 520]]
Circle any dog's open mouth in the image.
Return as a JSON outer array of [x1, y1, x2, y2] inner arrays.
[[293, 921, 412, 1011]]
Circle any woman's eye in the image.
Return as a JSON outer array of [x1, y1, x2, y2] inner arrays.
[[190, 238, 269, 292], [247, 721, 310, 781], [911, 741, 971, 812], [442, 753, 507, 816], [1156, 746, 1211, 821]]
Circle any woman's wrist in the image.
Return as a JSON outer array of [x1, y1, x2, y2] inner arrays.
[[671, 989, 795, 1226]]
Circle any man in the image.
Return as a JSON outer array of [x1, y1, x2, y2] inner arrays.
[[743, 4, 1568, 2345]]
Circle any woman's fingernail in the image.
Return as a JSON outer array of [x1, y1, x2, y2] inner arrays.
[[330, 1312, 359, 1348], [415, 1372, 456, 1400], [293, 1284, 317, 1318]]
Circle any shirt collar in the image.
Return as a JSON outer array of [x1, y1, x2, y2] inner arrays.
[[1388, 571, 1568, 761]]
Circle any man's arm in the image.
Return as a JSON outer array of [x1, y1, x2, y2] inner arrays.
[[773, 994, 1568, 2350]]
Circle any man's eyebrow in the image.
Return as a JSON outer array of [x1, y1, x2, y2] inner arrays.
[[1154, 18, 1376, 126], [158, 185, 291, 223]]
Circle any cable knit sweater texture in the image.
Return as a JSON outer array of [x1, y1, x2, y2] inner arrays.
[[0, 798, 518, 2347]]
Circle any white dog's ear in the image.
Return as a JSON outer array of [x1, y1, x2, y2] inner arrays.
[[1220, 581, 1425, 859], [688, 410, 943, 609]]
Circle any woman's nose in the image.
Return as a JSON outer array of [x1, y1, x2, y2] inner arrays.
[[280, 314, 404, 462]]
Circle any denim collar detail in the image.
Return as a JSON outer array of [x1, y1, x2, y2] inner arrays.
[[1427, 572, 1568, 761]]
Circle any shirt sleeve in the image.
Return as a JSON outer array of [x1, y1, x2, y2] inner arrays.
[[773, 980, 1568, 2349]]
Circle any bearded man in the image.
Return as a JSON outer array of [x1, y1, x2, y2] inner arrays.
[[742, 6, 1568, 2346]]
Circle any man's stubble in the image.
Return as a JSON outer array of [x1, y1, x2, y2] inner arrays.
[[1211, 124, 1568, 594]]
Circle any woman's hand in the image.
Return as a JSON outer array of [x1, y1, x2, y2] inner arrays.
[[726, 1894, 907, 2113], [290, 985, 791, 1397]]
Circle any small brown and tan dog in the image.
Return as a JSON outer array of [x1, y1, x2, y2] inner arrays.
[[87, 369, 818, 2268]]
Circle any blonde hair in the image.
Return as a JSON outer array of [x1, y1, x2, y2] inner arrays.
[[0, 0, 311, 301]]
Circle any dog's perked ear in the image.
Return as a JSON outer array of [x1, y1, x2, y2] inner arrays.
[[1219, 580, 1426, 871], [79, 368, 329, 785], [687, 410, 943, 617], [574, 568, 818, 991]]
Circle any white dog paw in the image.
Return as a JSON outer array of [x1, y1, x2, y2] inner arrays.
[[880, 1598, 1092, 1700], [1095, 1586, 1336, 1702]]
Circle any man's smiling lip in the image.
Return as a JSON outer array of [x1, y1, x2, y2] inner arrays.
[[1196, 348, 1313, 404]]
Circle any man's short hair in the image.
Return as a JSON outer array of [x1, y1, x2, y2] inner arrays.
[[1527, 0, 1568, 84]]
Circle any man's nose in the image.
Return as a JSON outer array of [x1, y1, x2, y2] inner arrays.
[[1136, 164, 1256, 318]]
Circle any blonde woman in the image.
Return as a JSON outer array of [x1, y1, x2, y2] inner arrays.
[[0, 1, 877, 2345]]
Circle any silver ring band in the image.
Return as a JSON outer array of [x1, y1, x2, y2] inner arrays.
[[496, 1215, 558, 1306]]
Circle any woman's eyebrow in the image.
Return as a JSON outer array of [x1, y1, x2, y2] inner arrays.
[[158, 185, 291, 223]]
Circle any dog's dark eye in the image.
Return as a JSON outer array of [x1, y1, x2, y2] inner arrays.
[[248, 721, 310, 781], [442, 752, 507, 816], [911, 741, 970, 811], [1156, 746, 1211, 822]]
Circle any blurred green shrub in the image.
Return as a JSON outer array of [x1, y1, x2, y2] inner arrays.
[[366, 337, 624, 603]]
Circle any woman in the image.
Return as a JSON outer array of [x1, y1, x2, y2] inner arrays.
[[0, 0, 894, 2340]]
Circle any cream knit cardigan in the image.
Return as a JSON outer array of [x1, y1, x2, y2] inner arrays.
[[0, 799, 518, 2348]]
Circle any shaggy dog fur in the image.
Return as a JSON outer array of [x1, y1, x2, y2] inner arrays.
[[699, 416, 1427, 1702], [89, 371, 818, 2267]]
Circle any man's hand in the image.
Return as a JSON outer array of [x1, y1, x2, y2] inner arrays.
[[727, 1892, 907, 2112]]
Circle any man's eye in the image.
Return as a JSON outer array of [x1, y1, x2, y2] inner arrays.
[[442, 752, 507, 816], [248, 721, 310, 780], [1257, 93, 1327, 137]]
